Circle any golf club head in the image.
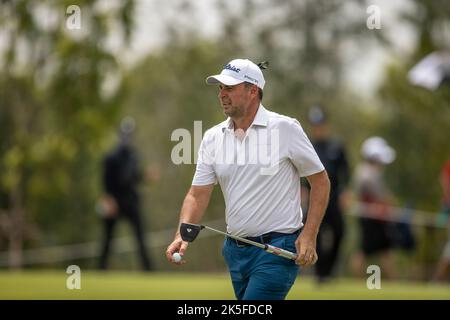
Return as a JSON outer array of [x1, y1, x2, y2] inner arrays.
[[180, 223, 204, 242]]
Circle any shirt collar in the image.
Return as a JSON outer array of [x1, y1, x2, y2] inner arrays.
[[252, 104, 269, 127], [222, 104, 269, 132]]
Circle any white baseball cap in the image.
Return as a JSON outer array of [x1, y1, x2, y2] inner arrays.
[[206, 59, 266, 90], [361, 136, 396, 164]]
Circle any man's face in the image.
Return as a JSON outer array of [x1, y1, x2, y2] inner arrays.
[[218, 83, 254, 118]]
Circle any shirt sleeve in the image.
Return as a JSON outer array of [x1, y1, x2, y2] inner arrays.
[[287, 119, 325, 177], [192, 130, 217, 186]]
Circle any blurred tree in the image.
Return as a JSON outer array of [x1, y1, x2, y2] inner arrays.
[[0, 0, 135, 268], [378, 0, 450, 210], [376, 0, 450, 280]]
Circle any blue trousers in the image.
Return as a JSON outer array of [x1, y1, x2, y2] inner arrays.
[[222, 233, 299, 300]]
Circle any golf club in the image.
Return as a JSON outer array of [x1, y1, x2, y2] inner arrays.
[[180, 222, 298, 260]]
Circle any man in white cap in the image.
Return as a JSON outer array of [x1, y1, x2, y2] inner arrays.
[[351, 136, 397, 279], [166, 58, 330, 300]]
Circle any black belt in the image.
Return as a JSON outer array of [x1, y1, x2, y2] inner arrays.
[[229, 230, 300, 247]]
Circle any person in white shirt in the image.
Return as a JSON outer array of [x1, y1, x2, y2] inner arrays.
[[166, 58, 330, 300]]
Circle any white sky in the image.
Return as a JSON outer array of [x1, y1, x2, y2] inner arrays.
[[121, 0, 223, 63]]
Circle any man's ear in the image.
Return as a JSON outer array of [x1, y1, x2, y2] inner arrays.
[[250, 84, 259, 97]]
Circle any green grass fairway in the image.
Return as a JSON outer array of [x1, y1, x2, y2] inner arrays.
[[0, 271, 449, 300]]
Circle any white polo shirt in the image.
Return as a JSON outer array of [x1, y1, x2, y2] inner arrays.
[[192, 104, 324, 237]]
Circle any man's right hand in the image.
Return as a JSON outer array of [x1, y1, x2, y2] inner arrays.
[[166, 236, 189, 265], [165, 185, 214, 265]]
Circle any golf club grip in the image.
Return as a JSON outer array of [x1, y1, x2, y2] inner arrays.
[[265, 244, 297, 260]]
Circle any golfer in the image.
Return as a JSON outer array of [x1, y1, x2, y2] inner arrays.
[[166, 58, 330, 300]]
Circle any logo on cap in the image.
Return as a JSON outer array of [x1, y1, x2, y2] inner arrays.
[[244, 75, 259, 84], [223, 64, 241, 73]]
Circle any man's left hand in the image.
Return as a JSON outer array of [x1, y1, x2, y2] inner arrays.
[[295, 234, 318, 267]]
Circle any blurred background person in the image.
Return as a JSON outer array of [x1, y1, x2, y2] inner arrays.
[[433, 156, 450, 282], [98, 116, 153, 271], [351, 137, 397, 279], [304, 106, 351, 283]]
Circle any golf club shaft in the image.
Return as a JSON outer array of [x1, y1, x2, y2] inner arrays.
[[204, 226, 266, 249], [203, 225, 298, 260]]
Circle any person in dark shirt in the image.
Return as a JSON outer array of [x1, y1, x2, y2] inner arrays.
[[305, 106, 351, 283], [98, 116, 152, 271]]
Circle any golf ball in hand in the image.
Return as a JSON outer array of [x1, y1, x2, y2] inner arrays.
[[172, 252, 182, 263]]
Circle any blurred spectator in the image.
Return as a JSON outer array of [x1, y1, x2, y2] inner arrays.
[[98, 116, 153, 271], [350, 136, 397, 279], [304, 106, 351, 283], [433, 157, 450, 282]]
